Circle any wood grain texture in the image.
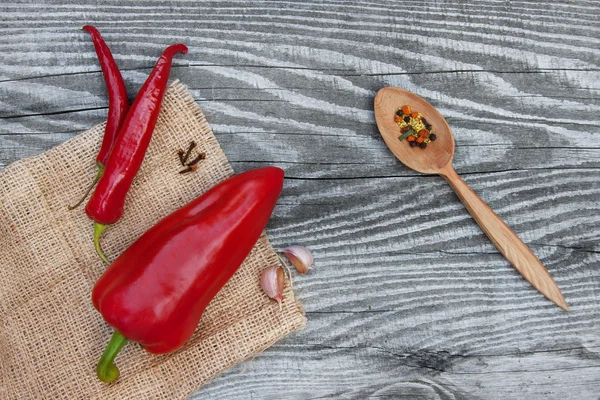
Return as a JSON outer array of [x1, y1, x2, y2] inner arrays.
[[0, 0, 599, 399]]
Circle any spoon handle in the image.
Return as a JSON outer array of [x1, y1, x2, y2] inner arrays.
[[440, 165, 569, 311]]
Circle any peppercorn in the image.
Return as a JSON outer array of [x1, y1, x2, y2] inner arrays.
[[409, 141, 417, 147], [419, 142, 427, 149], [429, 133, 437, 141], [396, 110, 403, 117], [403, 116, 410, 123]]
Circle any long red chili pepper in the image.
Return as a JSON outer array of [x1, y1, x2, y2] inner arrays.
[[68, 26, 129, 210], [85, 43, 188, 264], [92, 166, 285, 382]]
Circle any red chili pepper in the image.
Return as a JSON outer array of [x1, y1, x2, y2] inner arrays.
[[85, 43, 188, 264], [92, 166, 284, 382], [68, 26, 129, 210]]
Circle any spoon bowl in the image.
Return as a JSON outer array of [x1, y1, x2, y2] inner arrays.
[[375, 87, 455, 174], [374, 86, 569, 311]]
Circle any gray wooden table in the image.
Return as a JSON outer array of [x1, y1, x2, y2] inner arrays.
[[1, 1, 599, 399]]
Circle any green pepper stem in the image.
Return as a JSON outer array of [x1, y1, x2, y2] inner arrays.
[[93, 222, 110, 264], [68, 166, 104, 210], [96, 331, 128, 383]]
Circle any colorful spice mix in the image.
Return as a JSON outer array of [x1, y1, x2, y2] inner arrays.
[[395, 105, 437, 149]]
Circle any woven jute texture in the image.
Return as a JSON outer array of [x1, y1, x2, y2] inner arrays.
[[0, 81, 306, 399]]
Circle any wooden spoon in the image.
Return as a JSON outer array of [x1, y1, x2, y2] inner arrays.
[[374, 86, 569, 311]]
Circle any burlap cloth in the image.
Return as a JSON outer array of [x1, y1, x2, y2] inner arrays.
[[0, 81, 306, 399]]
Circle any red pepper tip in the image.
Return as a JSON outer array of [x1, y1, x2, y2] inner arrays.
[[165, 43, 188, 57], [82, 25, 97, 34], [267, 166, 285, 180]]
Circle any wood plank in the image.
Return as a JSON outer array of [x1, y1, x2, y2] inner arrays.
[[1, 68, 599, 172], [190, 343, 600, 400], [1, 0, 599, 398]]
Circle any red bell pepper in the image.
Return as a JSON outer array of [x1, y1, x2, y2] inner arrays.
[[93, 166, 284, 383], [85, 43, 188, 264], [69, 25, 129, 210]]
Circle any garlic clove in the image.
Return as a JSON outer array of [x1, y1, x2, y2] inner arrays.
[[282, 245, 314, 274], [261, 265, 285, 309]]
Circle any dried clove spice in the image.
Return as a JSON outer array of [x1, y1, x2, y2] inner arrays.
[[182, 141, 196, 165], [179, 164, 198, 174], [177, 148, 185, 165], [177, 141, 205, 174], [186, 152, 206, 166]]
